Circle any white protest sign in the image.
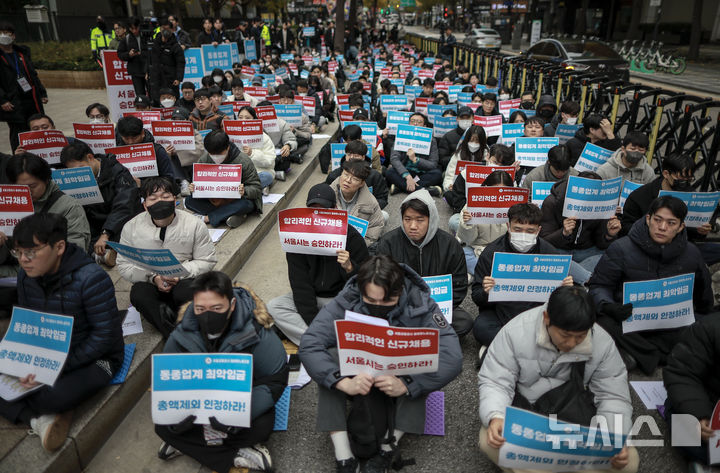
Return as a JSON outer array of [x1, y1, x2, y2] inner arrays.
[[18, 130, 68, 165], [105, 143, 159, 178], [73, 123, 116, 154], [151, 121, 195, 151], [223, 120, 264, 148], [0, 185, 34, 236]]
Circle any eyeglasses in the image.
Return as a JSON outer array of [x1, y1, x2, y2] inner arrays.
[[340, 172, 362, 185], [11, 244, 48, 261]]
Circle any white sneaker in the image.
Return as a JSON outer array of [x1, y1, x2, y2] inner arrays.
[[263, 186, 270, 196], [234, 444, 273, 471], [180, 180, 191, 196], [29, 412, 72, 451]]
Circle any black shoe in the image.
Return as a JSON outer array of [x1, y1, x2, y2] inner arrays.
[[426, 185, 442, 197], [336, 457, 359, 473], [361, 450, 394, 473], [158, 442, 183, 461]]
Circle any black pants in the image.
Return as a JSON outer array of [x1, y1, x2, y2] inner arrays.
[[131, 75, 148, 99], [0, 361, 114, 425], [155, 408, 275, 473], [451, 306, 473, 337], [130, 279, 195, 338], [7, 121, 29, 152]]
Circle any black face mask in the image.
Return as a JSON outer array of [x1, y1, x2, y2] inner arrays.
[[539, 109, 554, 119], [520, 101, 535, 110], [366, 303, 395, 319], [147, 200, 176, 220], [671, 178, 693, 192], [196, 309, 230, 336], [624, 151, 644, 165]]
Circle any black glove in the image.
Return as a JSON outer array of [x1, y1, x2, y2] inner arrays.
[[168, 414, 196, 434], [209, 416, 244, 435], [600, 302, 633, 323]]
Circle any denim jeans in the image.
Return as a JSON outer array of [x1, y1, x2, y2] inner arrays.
[[463, 246, 478, 275], [258, 171, 273, 189], [184, 196, 255, 227]]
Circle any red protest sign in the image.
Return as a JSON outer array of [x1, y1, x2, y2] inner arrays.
[[255, 105, 280, 133], [73, 123, 116, 155], [415, 97, 431, 115], [192, 164, 243, 199], [474, 115, 503, 137], [123, 111, 162, 131], [339, 110, 355, 122], [464, 164, 517, 185], [0, 185, 34, 236], [467, 186, 529, 224], [499, 98, 522, 118], [294, 96, 316, 116], [244, 86, 268, 100], [18, 130, 68, 165], [223, 119, 264, 147], [240, 66, 256, 77], [105, 143, 158, 178], [278, 208, 348, 256], [334, 320, 440, 376], [417, 69, 434, 79], [336, 94, 350, 107]]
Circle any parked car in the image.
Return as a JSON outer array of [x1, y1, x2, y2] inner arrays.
[[462, 28, 502, 50], [521, 38, 630, 81]]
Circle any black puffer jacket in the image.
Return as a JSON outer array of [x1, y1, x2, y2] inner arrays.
[[437, 126, 464, 172], [0, 44, 46, 123], [566, 128, 621, 167], [17, 243, 124, 372], [588, 218, 714, 313], [663, 315, 720, 421], [115, 128, 175, 179], [150, 34, 185, 99]]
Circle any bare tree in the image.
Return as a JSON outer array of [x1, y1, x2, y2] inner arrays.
[[335, 0, 346, 53]]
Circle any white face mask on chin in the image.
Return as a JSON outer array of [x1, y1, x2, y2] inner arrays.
[[565, 117, 578, 125], [509, 231, 537, 253], [209, 154, 225, 164]]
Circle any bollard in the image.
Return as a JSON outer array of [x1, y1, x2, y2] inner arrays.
[[646, 99, 664, 165]]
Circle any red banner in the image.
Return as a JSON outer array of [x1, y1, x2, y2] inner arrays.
[[464, 164, 517, 185], [18, 130, 68, 165], [223, 120, 264, 147], [0, 185, 34, 236], [278, 208, 348, 256], [467, 186, 529, 224], [192, 164, 243, 199]]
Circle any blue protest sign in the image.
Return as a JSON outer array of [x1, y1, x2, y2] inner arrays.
[[300, 69, 310, 79], [348, 70, 361, 81], [531, 181, 554, 207], [51, 167, 103, 205], [380, 95, 408, 112], [575, 143, 614, 173], [152, 353, 253, 426], [510, 108, 536, 118], [563, 175, 622, 220], [457, 92, 474, 105], [229, 42, 239, 64], [515, 137, 559, 167], [244, 39, 257, 61], [619, 180, 641, 210], [405, 85, 422, 100], [448, 85, 462, 103], [330, 143, 345, 171], [433, 115, 457, 138], [198, 129, 212, 139], [622, 273, 695, 333], [217, 104, 235, 119], [273, 104, 303, 127], [183, 48, 205, 90], [0, 307, 73, 386], [476, 85, 498, 94], [422, 275, 453, 323], [374, 60, 386, 71], [395, 124, 433, 155], [500, 123, 525, 146], [348, 215, 369, 238], [389, 78, 405, 93], [386, 111, 413, 135], [427, 104, 456, 124], [423, 57, 436, 65], [555, 123, 582, 145], [657, 190, 720, 228], [303, 27, 315, 37], [280, 53, 293, 61], [488, 252, 571, 302], [343, 121, 378, 144], [107, 242, 190, 278], [499, 407, 624, 471], [201, 44, 233, 72]]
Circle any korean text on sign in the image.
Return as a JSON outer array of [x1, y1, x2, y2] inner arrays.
[[223, 120, 264, 148], [423, 275, 453, 323], [334, 319, 439, 377], [501, 123, 525, 146], [152, 353, 253, 427], [658, 190, 720, 228], [18, 130, 68, 165], [488, 252, 572, 303], [0, 185, 33, 236], [474, 115, 503, 137], [532, 181, 554, 207], [0, 307, 73, 386], [562, 175, 622, 220], [343, 121, 379, 145], [395, 124, 433, 155], [51, 167, 104, 205], [278, 208, 348, 256], [105, 143, 159, 178], [622, 273, 695, 334], [515, 137, 559, 167], [73, 123, 115, 155], [574, 143, 614, 173], [348, 215, 369, 238], [386, 111, 413, 135], [107, 241, 190, 278], [554, 124, 582, 145], [619, 180, 641, 210], [151, 121, 196, 151], [273, 104, 303, 127], [101, 50, 135, 121], [192, 164, 243, 199], [466, 186, 529, 224], [464, 164, 517, 187], [499, 406, 625, 471]]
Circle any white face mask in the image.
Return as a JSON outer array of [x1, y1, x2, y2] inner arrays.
[[499, 94, 510, 101], [458, 119, 472, 130], [565, 117, 578, 125], [509, 231, 537, 253], [89, 117, 105, 124], [467, 142, 481, 153], [209, 154, 225, 164], [160, 99, 175, 108], [0, 34, 13, 46], [213, 75, 223, 83], [298, 92, 307, 97]]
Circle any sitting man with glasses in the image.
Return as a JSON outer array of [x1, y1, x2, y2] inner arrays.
[[0, 213, 124, 452]]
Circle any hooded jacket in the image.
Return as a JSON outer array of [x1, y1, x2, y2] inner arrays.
[[164, 287, 289, 420], [472, 233, 562, 324], [478, 305, 632, 434], [325, 156, 389, 209], [286, 225, 369, 325], [588, 218, 713, 314], [595, 149, 656, 185], [565, 128, 621, 166], [376, 190, 467, 308], [17, 243, 124, 372], [150, 33, 186, 95], [198, 141, 263, 212], [540, 179, 616, 251], [535, 94, 557, 128], [299, 264, 463, 399], [115, 128, 175, 179], [35, 180, 91, 251], [520, 163, 577, 191], [330, 176, 385, 245]]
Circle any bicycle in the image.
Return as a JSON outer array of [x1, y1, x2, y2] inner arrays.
[[641, 44, 687, 75]]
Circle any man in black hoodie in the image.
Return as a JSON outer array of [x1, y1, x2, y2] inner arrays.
[[267, 184, 369, 345], [590, 195, 714, 374], [59, 140, 142, 266], [116, 116, 176, 181], [565, 114, 621, 166]]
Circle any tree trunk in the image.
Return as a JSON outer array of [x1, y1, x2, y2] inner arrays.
[[334, 0, 346, 53], [626, 0, 642, 40], [688, 0, 703, 60], [348, 0, 358, 31]]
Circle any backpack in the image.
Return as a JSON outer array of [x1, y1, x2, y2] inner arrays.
[[347, 388, 392, 459]]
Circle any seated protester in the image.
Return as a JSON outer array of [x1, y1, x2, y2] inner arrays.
[[385, 113, 442, 197], [0, 213, 123, 452], [522, 115, 545, 138], [86, 102, 113, 125], [438, 106, 475, 172], [418, 78, 435, 98], [116, 116, 176, 180], [350, 108, 386, 169], [534, 94, 557, 130], [158, 87, 182, 111], [521, 143, 578, 190], [210, 67, 231, 91], [540, 171, 621, 284], [178, 81, 196, 112], [184, 130, 263, 228], [589, 195, 714, 374], [620, 153, 720, 265], [508, 110, 527, 124], [663, 315, 720, 467], [255, 100, 298, 174], [299, 255, 463, 473], [325, 139, 389, 209], [169, 107, 210, 187], [133, 94, 152, 111], [277, 88, 314, 172], [59, 141, 142, 267], [117, 177, 217, 338], [156, 271, 287, 472], [478, 286, 638, 473], [234, 106, 278, 191], [443, 124, 488, 194], [456, 171, 513, 275], [472, 203, 574, 346], [566, 114, 622, 166], [319, 123, 378, 176], [13, 114, 75, 155], [596, 131, 653, 184], [229, 77, 259, 107], [296, 78, 325, 128], [330, 160, 385, 246], [6, 153, 90, 254], [519, 91, 536, 110], [189, 89, 226, 131], [543, 99, 580, 136], [267, 184, 369, 345], [376, 190, 473, 337], [208, 86, 227, 112]]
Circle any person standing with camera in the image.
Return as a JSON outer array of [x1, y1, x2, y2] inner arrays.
[[117, 18, 149, 99]]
